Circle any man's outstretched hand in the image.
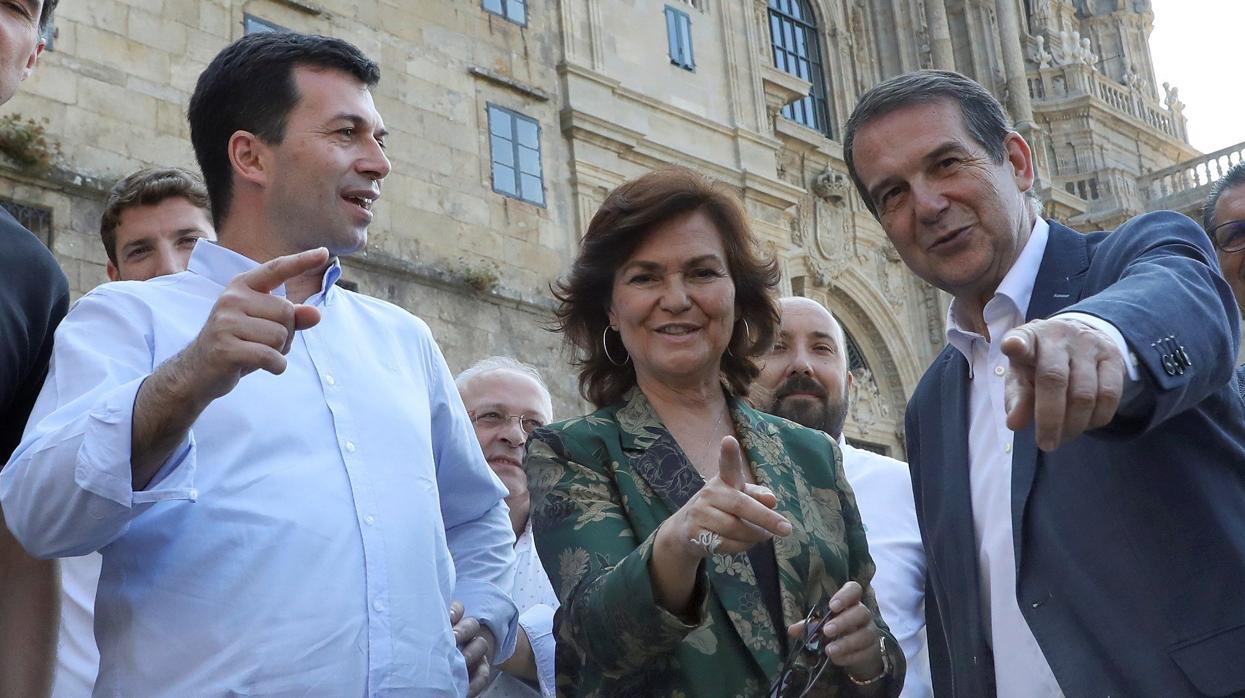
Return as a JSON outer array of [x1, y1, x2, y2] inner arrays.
[[1002, 317, 1126, 451]]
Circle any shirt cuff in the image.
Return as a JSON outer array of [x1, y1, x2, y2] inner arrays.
[[455, 579, 519, 665], [1056, 312, 1144, 410], [518, 604, 557, 697], [75, 376, 199, 507]]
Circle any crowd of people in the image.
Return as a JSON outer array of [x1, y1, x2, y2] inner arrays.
[[1, 3, 1243, 697]]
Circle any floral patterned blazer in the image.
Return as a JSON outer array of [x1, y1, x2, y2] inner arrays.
[[526, 388, 905, 698]]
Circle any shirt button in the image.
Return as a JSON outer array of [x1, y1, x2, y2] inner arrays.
[[364, 515, 376, 526], [1004, 443, 1013, 454], [373, 599, 385, 612], [994, 365, 1005, 377], [345, 441, 357, 453], [189, 488, 199, 500], [325, 373, 336, 386]]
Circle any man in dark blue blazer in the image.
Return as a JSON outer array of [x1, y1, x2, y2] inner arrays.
[[843, 69, 1245, 697]]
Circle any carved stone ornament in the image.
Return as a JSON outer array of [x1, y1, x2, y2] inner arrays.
[[1030, 35, 1053, 69], [811, 168, 850, 206], [804, 253, 834, 288], [847, 367, 891, 432]]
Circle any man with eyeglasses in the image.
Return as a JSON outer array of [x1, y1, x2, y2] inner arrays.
[[1202, 162, 1245, 394], [456, 357, 558, 698]]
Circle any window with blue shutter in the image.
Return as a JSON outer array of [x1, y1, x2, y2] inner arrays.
[[487, 105, 545, 206], [665, 6, 695, 71]]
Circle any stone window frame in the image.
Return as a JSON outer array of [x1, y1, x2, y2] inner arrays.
[[486, 104, 546, 207], [664, 5, 696, 71], [483, 0, 528, 26], [0, 198, 53, 248], [243, 14, 289, 34], [767, 0, 834, 139]]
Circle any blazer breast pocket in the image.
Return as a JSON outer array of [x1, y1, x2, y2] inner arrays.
[[1169, 622, 1245, 696]]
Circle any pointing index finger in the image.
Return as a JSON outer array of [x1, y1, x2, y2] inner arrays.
[[237, 247, 330, 294], [717, 436, 746, 492]]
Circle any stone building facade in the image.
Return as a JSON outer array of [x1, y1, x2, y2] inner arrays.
[[3, 0, 1207, 456]]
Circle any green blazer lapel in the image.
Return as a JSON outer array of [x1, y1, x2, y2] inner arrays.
[[734, 402, 855, 626], [709, 398, 799, 679], [615, 388, 704, 515]]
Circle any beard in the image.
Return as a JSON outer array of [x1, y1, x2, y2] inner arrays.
[[769, 373, 849, 439]]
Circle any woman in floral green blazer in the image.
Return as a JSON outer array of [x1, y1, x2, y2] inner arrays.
[[527, 168, 903, 697]]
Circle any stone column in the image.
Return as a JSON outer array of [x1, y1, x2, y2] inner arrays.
[[925, 0, 955, 69], [994, 0, 1036, 136]]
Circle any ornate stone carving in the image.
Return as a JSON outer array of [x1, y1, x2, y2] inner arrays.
[[873, 246, 905, 300], [812, 197, 853, 279], [1051, 29, 1096, 70], [1029, 35, 1053, 69], [921, 283, 945, 351], [1163, 82, 1184, 112], [811, 168, 850, 206], [804, 253, 834, 288], [847, 367, 891, 433]]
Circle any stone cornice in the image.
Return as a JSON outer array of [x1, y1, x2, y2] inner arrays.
[[468, 66, 552, 102], [344, 248, 556, 317]]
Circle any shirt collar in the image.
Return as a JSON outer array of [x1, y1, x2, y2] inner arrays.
[[945, 218, 1050, 355], [186, 240, 343, 303]]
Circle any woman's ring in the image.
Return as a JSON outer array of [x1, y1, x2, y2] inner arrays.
[[690, 530, 722, 557]]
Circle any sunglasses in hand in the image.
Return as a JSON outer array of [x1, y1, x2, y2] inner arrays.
[[768, 596, 834, 698]]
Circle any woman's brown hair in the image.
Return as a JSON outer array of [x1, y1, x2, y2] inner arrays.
[[553, 166, 780, 408]]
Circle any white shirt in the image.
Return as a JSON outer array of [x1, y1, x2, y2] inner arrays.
[[838, 438, 932, 698], [944, 220, 1135, 697], [486, 519, 559, 698], [51, 553, 99, 698], [1, 241, 518, 696]]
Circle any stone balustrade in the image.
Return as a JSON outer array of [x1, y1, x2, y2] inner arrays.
[[1027, 64, 1188, 142], [1140, 141, 1245, 213]]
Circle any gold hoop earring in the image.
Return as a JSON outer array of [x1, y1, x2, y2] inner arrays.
[[602, 326, 630, 367], [726, 317, 751, 359]]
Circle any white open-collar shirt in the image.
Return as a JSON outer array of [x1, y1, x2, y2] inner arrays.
[[1, 241, 518, 696], [945, 219, 1135, 697]]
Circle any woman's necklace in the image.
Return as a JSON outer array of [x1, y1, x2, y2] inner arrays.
[[690, 400, 731, 480]]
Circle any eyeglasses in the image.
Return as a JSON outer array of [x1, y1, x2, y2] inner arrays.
[[469, 410, 545, 435], [1210, 219, 1245, 254], [768, 596, 834, 698]]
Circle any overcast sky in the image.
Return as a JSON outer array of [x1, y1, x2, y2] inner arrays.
[[1148, 0, 1243, 154]]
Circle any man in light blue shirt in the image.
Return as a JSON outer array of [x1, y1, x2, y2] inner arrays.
[[1, 33, 518, 697]]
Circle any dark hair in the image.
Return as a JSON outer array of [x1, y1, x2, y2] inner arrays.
[[553, 166, 780, 408], [99, 167, 210, 265], [844, 69, 1012, 217], [187, 32, 380, 227], [1202, 161, 1245, 231], [39, 0, 57, 31]]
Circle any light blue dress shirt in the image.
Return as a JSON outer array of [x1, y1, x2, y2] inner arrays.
[[1, 241, 518, 697]]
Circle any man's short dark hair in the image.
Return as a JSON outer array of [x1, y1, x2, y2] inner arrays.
[[1202, 162, 1245, 231], [40, 0, 58, 31], [99, 167, 210, 266], [843, 69, 1012, 217], [187, 32, 380, 227]]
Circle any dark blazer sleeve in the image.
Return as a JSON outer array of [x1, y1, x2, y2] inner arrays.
[[1064, 211, 1239, 435], [0, 219, 69, 463]]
